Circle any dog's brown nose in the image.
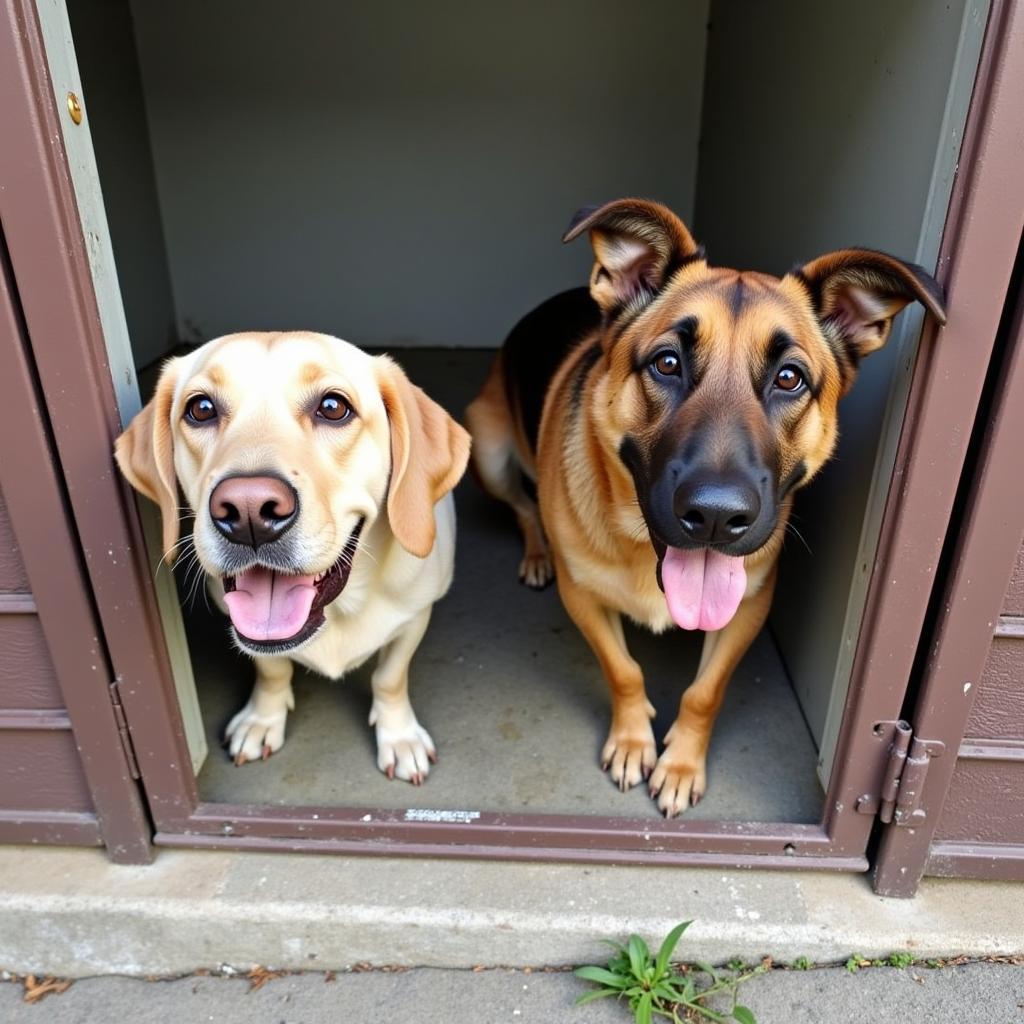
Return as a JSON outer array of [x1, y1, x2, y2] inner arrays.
[[209, 475, 298, 549]]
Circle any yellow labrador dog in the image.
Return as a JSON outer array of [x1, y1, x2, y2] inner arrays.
[[116, 332, 470, 783]]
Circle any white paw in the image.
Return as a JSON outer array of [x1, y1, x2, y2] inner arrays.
[[369, 703, 436, 785], [224, 700, 289, 765]]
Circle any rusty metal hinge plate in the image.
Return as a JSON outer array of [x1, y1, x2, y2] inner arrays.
[[855, 720, 945, 827], [109, 681, 141, 780]]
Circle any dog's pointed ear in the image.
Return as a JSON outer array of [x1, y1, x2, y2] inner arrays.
[[793, 249, 947, 371], [376, 356, 471, 559], [114, 360, 181, 562], [562, 198, 702, 317]]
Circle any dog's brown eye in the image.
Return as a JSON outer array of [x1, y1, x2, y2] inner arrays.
[[652, 351, 681, 377], [316, 393, 353, 422], [774, 366, 806, 393], [185, 394, 218, 424]]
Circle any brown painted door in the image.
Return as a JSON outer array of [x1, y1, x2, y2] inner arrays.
[[0, 0, 197, 860], [873, 239, 1024, 896], [0, 231, 151, 861]]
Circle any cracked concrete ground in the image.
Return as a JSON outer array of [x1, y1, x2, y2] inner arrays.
[[2, 963, 1024, 1024]]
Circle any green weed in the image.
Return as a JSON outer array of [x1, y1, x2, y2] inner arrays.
[[574, 921, 763, 1024]]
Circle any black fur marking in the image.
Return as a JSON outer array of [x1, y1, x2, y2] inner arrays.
[[673, 315, 698, 340], [663, 243, 707, 282], [729, 278, 747, 319], [767, 329, 793, 366], [502, 288, 603, 456], [570, 342, 603, 419], [779, 460, 807, 498]]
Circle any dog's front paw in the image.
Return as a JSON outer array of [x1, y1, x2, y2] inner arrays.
[[601, 704, 657, 791], [519, 551, 554, 590], [649, 727, 707, 817], [370, 703, 436, 785], [224, 701, 288, 765]]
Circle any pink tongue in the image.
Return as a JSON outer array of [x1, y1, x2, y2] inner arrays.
[[662, 547, 747, 632], [223, 567, 317, 642]]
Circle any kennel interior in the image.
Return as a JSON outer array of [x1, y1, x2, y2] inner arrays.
[[64, 0, 986, 833]]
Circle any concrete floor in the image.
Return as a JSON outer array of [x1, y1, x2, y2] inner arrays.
[[2, 846, 1023, 979], [188, 349, 822, 822], [3, 963, 1024, 1024]]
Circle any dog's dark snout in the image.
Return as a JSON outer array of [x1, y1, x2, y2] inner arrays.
[[673, 473, 761, 545], [210, 475, 298, 548]]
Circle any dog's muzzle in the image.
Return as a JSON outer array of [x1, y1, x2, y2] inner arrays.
[[219, 518, 366, 655]]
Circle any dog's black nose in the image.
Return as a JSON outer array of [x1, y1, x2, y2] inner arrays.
[[673, 473, 761, 545], [210, 475, 298, 548]]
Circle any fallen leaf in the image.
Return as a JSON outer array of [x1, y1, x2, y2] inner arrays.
[[246, 966, 283, 993], [23, 976, 72, 1004]]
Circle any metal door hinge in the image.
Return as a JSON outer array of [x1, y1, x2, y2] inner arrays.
[[109, 680, 141, 780], [855, 720, 945, 827]]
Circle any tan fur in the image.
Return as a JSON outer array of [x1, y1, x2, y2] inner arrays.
[[115, 331, 470, 782], [378, 356, 472, 559], [468, 198, 945, 816], [465, 351, 553, 587]]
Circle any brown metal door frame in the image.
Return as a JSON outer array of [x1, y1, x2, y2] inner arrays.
[[3, 0, 1020, 870], [0, 0, 197, 853], [821, 0, 1024, 882], [872, 246, 1024, 897]]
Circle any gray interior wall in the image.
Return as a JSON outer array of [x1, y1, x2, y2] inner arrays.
[[695, 0, 977, 756], [128, 0, 709, 350], [66, 0, 176, 370]]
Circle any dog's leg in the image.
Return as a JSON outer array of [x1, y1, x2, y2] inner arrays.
[[556, 559, 656, 789], [466, 367, 553, 589], [650, 566, 777, 816], [369, 607, 436, 784], [224, 655, 295, 765]]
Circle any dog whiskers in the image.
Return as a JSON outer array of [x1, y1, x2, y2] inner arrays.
[[783, 520, 813, 555]]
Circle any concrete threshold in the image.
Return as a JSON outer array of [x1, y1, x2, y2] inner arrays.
[[0, 846, 1021, 977]]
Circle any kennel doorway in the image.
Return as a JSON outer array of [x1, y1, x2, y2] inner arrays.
[[4, 0, 1023, 892]]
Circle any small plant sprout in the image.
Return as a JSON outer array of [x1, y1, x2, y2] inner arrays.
[[887, 952, 915, 969], [791, 956, 813, 971], [574, 921, 763, 1024]]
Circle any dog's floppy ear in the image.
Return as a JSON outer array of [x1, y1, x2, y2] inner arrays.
[[562, 198, 702, 317], [114, 360, 181, 562], [376, 356, 471, 559], [794, 249, 947, 374]]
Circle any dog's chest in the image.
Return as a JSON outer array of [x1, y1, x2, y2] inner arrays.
[[568, 548, 774, 635], [290, 594, 412, 679], [571, 554, 675, 633]]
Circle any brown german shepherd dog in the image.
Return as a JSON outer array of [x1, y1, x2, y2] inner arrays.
[[466, 198, 946, 816]]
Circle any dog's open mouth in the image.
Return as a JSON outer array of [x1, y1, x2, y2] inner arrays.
[[222, 519, 364, 651], [655, 543, 747, 633]]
